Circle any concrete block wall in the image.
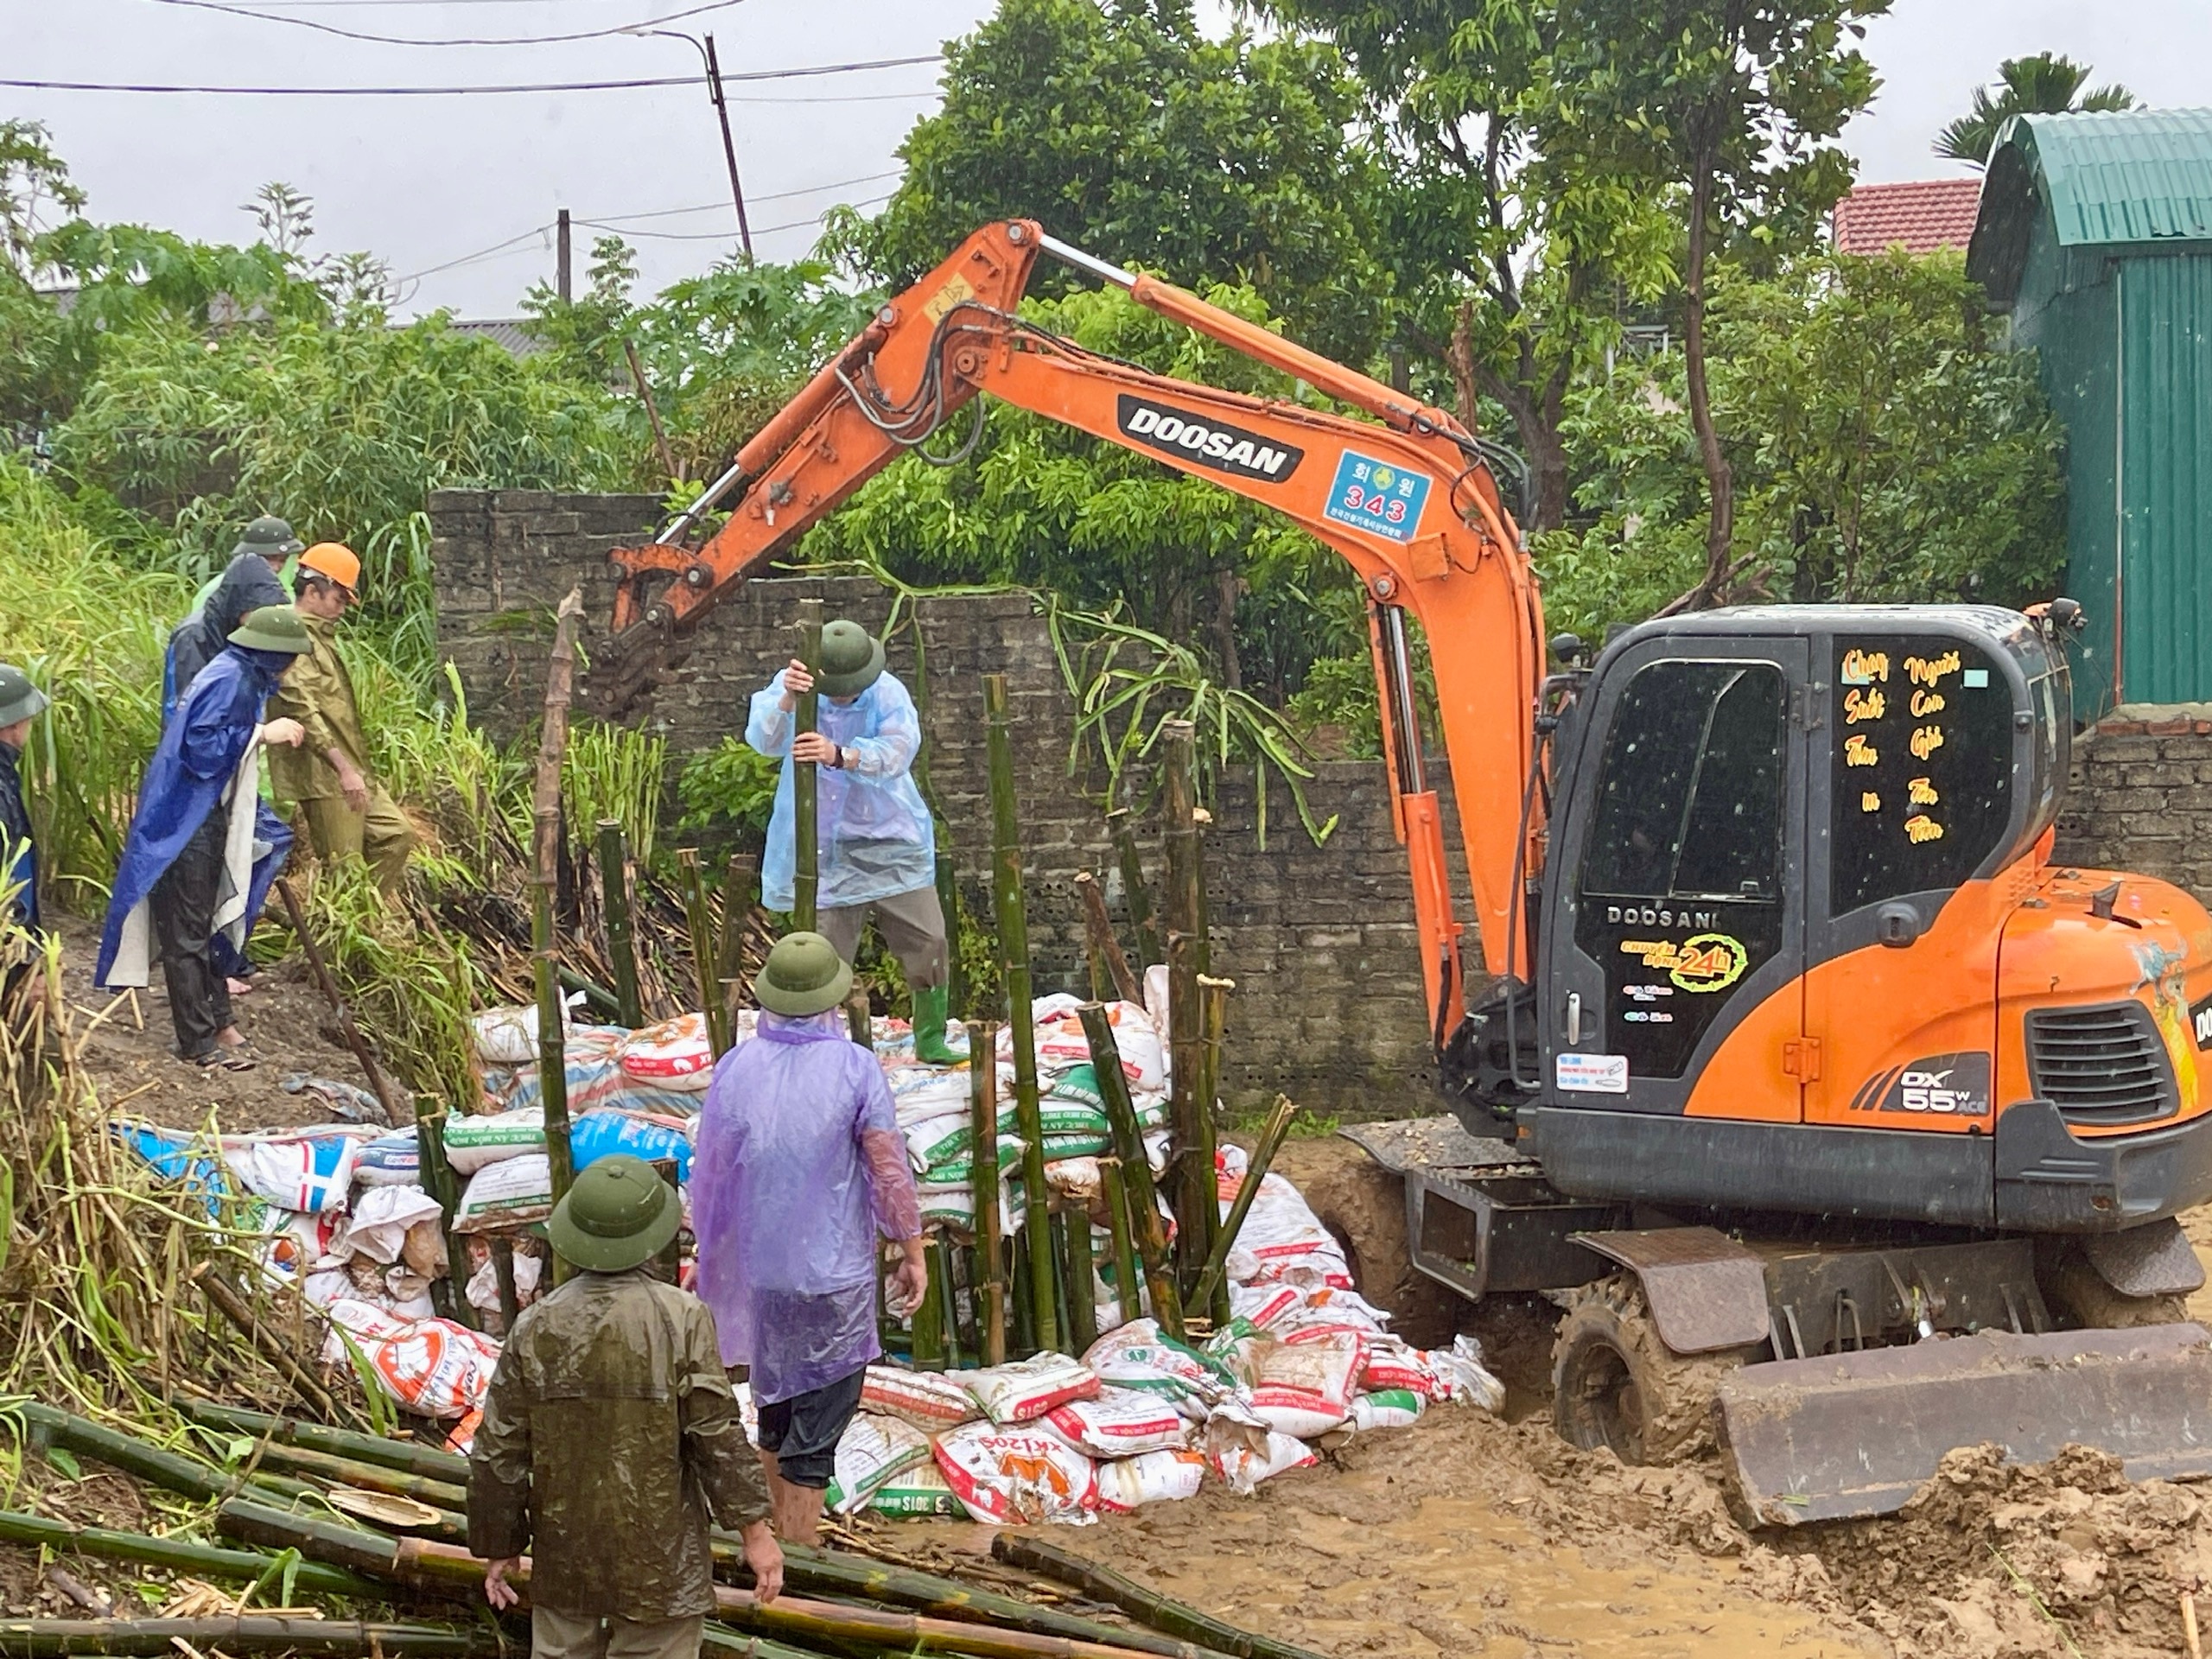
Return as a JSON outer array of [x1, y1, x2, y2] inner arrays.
[[2054, 710, 2212, 893], [430, 489, 1454, 1117]]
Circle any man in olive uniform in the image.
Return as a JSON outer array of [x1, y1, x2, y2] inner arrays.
[[470, 1155, 783, 1659], [267, 543, 416, 893], [0, 664, 50, 938]]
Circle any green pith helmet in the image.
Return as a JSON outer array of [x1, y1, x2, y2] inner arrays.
[[227, 605, 313, 655], [815, 619, 887, 699], [754, 931, 853, 1017], [0, 664, 48, 729], [236, 516, 305, 562], [546, 1154, 681, 1273]]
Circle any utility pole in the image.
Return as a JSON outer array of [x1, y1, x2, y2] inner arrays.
[[556, 207, 572, 303], [702, 34, 754, 261]]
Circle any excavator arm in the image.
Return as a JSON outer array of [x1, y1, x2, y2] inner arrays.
[[601, 220, 1551, 1039]]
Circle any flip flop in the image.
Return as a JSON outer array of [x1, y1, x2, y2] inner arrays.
[[194, 1048, 256, 1072]]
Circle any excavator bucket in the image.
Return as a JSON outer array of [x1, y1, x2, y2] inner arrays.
[[1716, 1322, 2212, 1525]]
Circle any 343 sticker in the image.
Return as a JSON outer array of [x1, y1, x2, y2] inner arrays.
[[1620, 933, 1749, 994]]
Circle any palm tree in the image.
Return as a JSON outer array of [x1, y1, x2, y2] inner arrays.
[[1936, 54, 2137, 167]]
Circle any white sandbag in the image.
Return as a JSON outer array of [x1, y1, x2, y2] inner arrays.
[[464, 1249, 544, 1316], [454, 1154, 553, 1233], [1095, 1446, 1208, 1512], [861, 1364, 981, 1432], [829, 1414, 934, 1515], [1202, 1415, 1315, 1496], [1044, 1388, 1192, 1458], [1083, 1321, 1237, 1418], [1284, 1284, 1394, 1333], [1247, 1329, 1365, 1438], [220, 1127, 369, 1212], [353, 1130, 423, 1188], [443, 1107, 545, 1175], [320, 1298, 501, 1421], [335, 1185, 445, 1266], [1202, 1318, 1268, 1387], [618, 1013, 716, 1090], [1142, 963, 1171, 1045], [1348, 1389, 1427, 1432], [963, 1352, 1100, 1426], [932, 1421, 1097, 1525], [1224, 1173, 1352, 1288], [857, 1458, 965, 1517], [1424, 1335, 1507, 1414], [262, 1209, 348, 1281], [1229, 1281, 1302, 1330], [472, 997, 575, 1065], [1027, 998, 1167, 1092]]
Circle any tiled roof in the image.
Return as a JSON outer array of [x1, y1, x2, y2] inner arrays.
[[1832, 179, 1983, 256]]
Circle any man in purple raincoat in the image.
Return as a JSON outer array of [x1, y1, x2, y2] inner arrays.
[[691, 931, 926, 1546]]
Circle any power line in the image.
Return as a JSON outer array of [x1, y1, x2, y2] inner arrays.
[[0, 73, 940, 99], [392, 223, 550, 283], [145, 0, 747, 47], [586, 170, 902, 224], [575, 193, 892, 242]]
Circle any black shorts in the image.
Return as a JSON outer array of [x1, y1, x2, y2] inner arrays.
[[754, 1366, 866, 1490]]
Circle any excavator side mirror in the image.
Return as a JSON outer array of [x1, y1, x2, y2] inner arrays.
[[2048, 597, 2084, 633]]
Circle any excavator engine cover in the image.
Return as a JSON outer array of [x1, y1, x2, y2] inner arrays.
[[1716, 1321, 2212, 1524]]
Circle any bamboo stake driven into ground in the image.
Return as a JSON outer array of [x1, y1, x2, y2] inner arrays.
[[1078, 1002, 1182, 1338], [531, 588, 588, 1228], [598, 818, 643, 1028], [1075, 870, 1143, 1005], [968, 1017, 1007, 1365], [791, 599, 825, 934]]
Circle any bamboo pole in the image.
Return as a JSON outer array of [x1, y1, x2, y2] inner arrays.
[[1074, 871, 1142, 1005], [1162, 932, 1212, 1294], [394, 1540, 1174, 1659], [530, 590, 586, 1247], [931, 1232, 961, 1370], [991, 1536, 1333, 1659], [1196, 973, 1234, 1326], [719, 853, 758, 1027], [269, 879, 404, 1132], [683, 848, 732, 1057], [178, 1403, 466, 1483], [968, 1018, 1007, 1366], [531, 887, 574, 1247], [1097, 1157, 1143, 1326], [491, 1236, 523, 1332], [1077, 1003, 1182, 1338], [598, 818, 643, 1028], [843, 982, 872, 1048], [0, 1618, 494, 1656], [910, 1226, 946, 1371], [984, 672, 1059, 1355], [791, 599, 824, 933], [1062, 1205, 1098, 1354], [1188, 1095, 1300, 1314], [1107, 807, 1160, 972], [0, 1511, 385, 1601], [219, 1440, 466, 1511]]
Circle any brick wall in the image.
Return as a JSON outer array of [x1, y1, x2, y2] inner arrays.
[[2053, 709, 2212, 893], [431, 489, 1452, 1117]]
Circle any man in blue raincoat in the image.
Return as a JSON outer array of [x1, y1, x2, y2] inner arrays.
[[746, 619, 960, 1064], [164, 515, 303, 723], [99, 606, 312, 1069]]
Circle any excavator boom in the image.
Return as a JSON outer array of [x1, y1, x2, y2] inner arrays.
[[601, 219, 1551, 1035]]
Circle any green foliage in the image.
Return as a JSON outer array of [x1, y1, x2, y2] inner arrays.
[[675, 737, 782, 849], [564, 721, 668, 870], [1936, 53, 2137, 167], [846, 0, 1393, 365], [0, 119, 86, 281], [1535, 251, 2067, 640]]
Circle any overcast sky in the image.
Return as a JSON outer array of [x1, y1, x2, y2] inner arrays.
[[4, 0, 2207, 320]]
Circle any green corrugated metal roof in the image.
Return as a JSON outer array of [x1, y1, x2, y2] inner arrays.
[[1969, 110, 2212, 302]]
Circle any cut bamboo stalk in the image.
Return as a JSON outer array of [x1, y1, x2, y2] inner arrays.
[[1097, 1156, 1142, 1327], [1062, 1204, 1098, 1353], [1196, 973, 1235, 1326], [23, 1405, 224, 1503], [1049, 1211, 1074, 1356], [528, 589, 585, 1246], [910, 1225, 946, 1371], [272, 877, 459, 1322], [491, 1236, 522, 1332], [1074, 871, 1142, 1006], [178, 1403, 465, 1484], [213, 1499, 404, 1581], [1107, 807, 1160, 972], [1162, 931, 1211, 1294], [1189, 1096, 1300, 1315], [0, 1618, 493, 1656], [718, 853, 759, 1027], [701, 1625, 843, 1659], [531, 883, 575, 1240], [226, 1441, 467, 1511], [991, 1535, 1334, 1659], [1077, 1003, 1182, 1338], [0, 1510, 385, 1601], [683, 848, 732, 1057], [984, 672, 1059, 1356], [931, 1232, 961, 1370], [597, 818, 643, 1028], [194, 1270, 341, 1421], [968, 1019, 1007, 1366], [791, 599, 825, 934], [396, 1539, 1175, 1659], [843, 983, 872, 1048], [1010, 1228, 1037, 1355]]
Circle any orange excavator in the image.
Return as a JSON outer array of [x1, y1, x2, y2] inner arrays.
[[601, 221, 2212, 1522]]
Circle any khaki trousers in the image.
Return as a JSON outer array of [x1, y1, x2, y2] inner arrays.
[[300, 785, 416, 893], [818, 883, 948, 991], [531, 1607, 705, 1659]]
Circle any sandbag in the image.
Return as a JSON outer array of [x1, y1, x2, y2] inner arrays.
[[353, 1130, 423, 1188], [828, 1414, 933, 1515], [856, 1458, 965, 1517], [443, 1108, 544, 1175], [472, 1001, 558, 1065], [262, 1209, 346, 1280], [1095, 1447, 1208, 1513], [1229, 1281, 1302, 1331], [464, 1249, 543, 1318], [618, 1013, 716, 1090], [1026, 997, 1166, 1092], [1203, 1417, 1315, 1496], [1247, 1328, 1365, 1438], [1349, 1389, 1427, 1432], [220, 1126, 369, 1212], [861, 1365, 981, 1432], [932, 1421, 1097, 1525], [569, 1108, 694, 1180], [963, 1352, 1100, 1426], [1083, 1321, 1237, 1418], [321, 1298, 501, 1421], [454, 1154, 552, 1233], [335, 1185, 444, 1266], [1222, 1172, 1353, 1288], [1424, 1335, 1507, 1414], [1045, 1389, 1192, 1459]]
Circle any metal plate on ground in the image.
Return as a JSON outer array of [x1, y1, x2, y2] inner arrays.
[[1717, 1322, 2212, 1525], [1340, 1116, 1531, 1176], [1573, 1227, 1771, 1353], [2083, 1217, 2207, 1297]]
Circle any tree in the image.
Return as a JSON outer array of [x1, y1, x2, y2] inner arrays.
[[1248, 0, 1675, 531], [1545, 0, 1886, 610], [0, 120, 85, 282], [1536, 250, 2066, 640], [1936, 53, 2136, 167], [846, 0, 1394, 365]]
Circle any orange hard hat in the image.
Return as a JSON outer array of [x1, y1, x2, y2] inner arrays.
[[298, 542, 360, 596]]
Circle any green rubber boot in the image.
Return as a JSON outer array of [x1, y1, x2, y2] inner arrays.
[[912, 983, 963, 1065]]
